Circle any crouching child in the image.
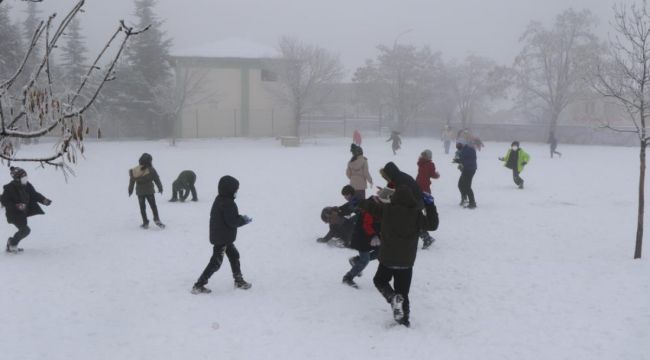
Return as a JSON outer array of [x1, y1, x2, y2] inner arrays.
[[192, 175, 253, 294], [341, 199, 380, 289]]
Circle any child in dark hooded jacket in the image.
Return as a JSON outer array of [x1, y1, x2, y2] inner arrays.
[[192, 175, 253, 294], [128, 153, 164, 228]]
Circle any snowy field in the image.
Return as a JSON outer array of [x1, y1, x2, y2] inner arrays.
[[0, 137, 648, 360]]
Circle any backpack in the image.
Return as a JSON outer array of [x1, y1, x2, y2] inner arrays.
[[420, 192, 439, 231]]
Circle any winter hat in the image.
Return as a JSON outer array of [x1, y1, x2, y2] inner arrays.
[[511, 141, 520, 147], [341, 185, 355, 197], [139, 153, 153, 166], [9, 166, 27, 180], [421, 149, 432, 160], [321, 207, 335, 223]]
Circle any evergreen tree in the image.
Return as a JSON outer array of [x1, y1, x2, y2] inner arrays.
[[60, 17, 88, 92], [109, 0, 172, 138], [0, 3, 24, 80]]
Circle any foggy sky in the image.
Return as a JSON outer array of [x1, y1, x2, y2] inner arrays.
[[9, 0, 620, 76]]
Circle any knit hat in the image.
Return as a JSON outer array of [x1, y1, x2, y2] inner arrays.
[[511, 141, 520, 147], [350, 143, 363, 156], [421, 149, 432, 160], [10, 166, 27, 180], [139, 153, 153, 166]]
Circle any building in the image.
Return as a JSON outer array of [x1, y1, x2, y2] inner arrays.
[[171, 39, 293, 138]]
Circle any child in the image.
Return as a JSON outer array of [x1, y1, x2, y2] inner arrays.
[[359, 185, 421, 327], [192, 175, 253, 294], [416, 150, 439, 249], [453, 141, 477, 208], [499, 141, 530, 189], [386, 131, 402, 155], [346, 144, 373, 200], [1, 167, 52, 253], [128, 153, 164, 228], [317, 206, 354, 248], [341, 200, 380, 288], [549, 132, 562, 158], [170, 170, 198, 202]]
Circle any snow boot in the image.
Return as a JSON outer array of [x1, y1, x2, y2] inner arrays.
[[5, 239, 23, 254], [140, 222, 149, 229], [398, 317, 411, 327], [422, 236, 435, 250], [342, 275, 359, 289], [391, 294, 405, 321], [234, 275, 252, 290], [154, 219, 166, 229], [191, 284, 212, 294], [465, 202, 477, 209]]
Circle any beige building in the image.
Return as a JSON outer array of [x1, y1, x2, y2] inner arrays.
[[171, 39, 293, 138]]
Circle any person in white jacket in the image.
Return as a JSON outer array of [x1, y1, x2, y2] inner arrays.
[[346, 144, 373, 200]]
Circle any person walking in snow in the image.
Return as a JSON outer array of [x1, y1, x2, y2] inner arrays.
[[170, 170, 198, 202], [128, 153, 165, 229], [416, 150, 439, 249], [346, 144, 373, 200], [441, 125, 454, 154], [453, 140, 477, 208], [359, 185, 421, 327], [548, 132, 562, 158], [341, 201, 380, 289], [192, 175, 253, 294], [1, 167, 52, 253], [499, 141, 530, 189], [386, 131, 402, 155], [353, 129, 362, 146]]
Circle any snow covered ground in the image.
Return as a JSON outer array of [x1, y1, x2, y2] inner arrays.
[[0, 137, 648, 360]]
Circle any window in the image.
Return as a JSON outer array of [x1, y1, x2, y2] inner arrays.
[[261, 69, 278, 82]]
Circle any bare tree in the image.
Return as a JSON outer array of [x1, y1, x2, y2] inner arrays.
[[447, 55, 511, 128], [354, 44, 442, 130], [594, 0, 650, 259], [514, 8, 601, 137], [269, 36, 345, 136], [0, 0, 147, 174]]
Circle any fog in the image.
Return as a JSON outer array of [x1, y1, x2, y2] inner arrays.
[[11, 0, 618, 72]]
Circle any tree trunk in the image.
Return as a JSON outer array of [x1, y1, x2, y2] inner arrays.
[[635, 140, 646, 259], [548, 110, 560, 139]]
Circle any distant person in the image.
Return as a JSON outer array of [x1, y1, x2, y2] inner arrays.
[[441, 125, 454, 154], [416, 149, 439, 249], [499, 141, 530, 189], [170, 170, 198, 202], [128, 153, 165, 229], [549, 132, 562, 158], [346, 144, 373, 200], [191, 175, 253, 294], [453, 140, 477, 209], [353, 129, 362, 146], [1, 167, 52, 253], [387, 131, 402, 155]]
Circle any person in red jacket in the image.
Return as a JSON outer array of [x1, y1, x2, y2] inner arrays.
[[352, 129, 362, 146], [416, 149, 439, 249]]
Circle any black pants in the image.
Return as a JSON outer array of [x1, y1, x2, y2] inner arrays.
[[172, 184, 197, 201], [512, 168, 524, 186], [550, 146, 562, 158], [374, 264, 413, 319], [458, 169, 476, 205], [9, 217, 30, 246], [195, 243, 242, 286], [138, 194, 160, 224]]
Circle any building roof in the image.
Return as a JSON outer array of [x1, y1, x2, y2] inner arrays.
[[172, 38, 279, 59]]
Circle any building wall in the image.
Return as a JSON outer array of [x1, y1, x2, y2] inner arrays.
[[175, 58, 293, 138]]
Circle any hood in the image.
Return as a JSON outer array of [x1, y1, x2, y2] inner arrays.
[[391, 185, 417, 208], [139, 153, 152, 167], [382, 162, 400, 181], [218, 175, 239, 198]]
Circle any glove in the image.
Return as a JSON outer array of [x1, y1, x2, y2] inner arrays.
[[128, 190, 133, 197], [242, 215, 252, 224], [42, 198, 52, 206], [370, 236, 381, 247], [16, 203, 27, 211]]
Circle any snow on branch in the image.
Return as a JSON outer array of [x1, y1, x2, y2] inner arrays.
[[0, 0, 147, 173]]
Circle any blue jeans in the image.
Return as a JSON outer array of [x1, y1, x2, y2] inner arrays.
[[347, 249, 378, 278]]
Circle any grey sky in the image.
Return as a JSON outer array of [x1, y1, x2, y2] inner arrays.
[[10, 0, 620, 75]]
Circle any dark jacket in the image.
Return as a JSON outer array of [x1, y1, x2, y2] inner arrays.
[[210, 176, 247, 246], [459, 145, 477, 172], [382, 162, 424, 210], [350, 211, 380, 252], [1, 181, 47, 224], [360, 185, 420, 268], [128, 165, 163, 196]]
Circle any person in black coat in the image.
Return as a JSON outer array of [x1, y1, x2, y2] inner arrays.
[[452, 141, 477, 208], [341, 202, 380, 288], [379, 162, 424, 210], [1, 167, 52, 253], [192, 175, 253, 294], [170, 170, 198, 202]]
